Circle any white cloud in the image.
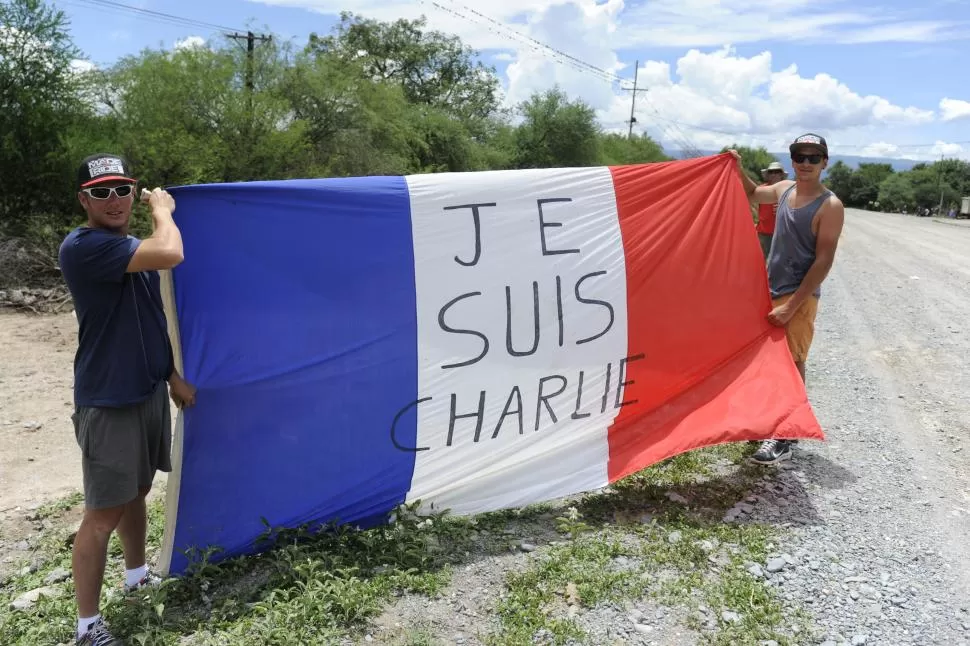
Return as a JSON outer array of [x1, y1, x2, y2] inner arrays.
[[840, 140, 967, 162], [504, 0, 622, 110], [2, 26, 97, 80], [860, 142, 903, 158], [573, 46, 936, 156], [833, 21, 964, 45], [248, 0, 959, 50], [244, 0, 959, 159], [615, 0, 871, 48], [940, 98, 970, 122], [247, 0, 529, 50], [70, 59, 96, 75], [764, 63, 935, 130], [174, 35, 207, 50], [929, 141, 965, 158]]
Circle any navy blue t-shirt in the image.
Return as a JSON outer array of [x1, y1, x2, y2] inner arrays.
[[59, 227, 174, 408]]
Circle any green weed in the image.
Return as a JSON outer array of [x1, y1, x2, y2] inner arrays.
[[0, 444, 814, 645]]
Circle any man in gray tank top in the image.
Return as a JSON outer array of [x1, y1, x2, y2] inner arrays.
[[730, 134, 845, 465]]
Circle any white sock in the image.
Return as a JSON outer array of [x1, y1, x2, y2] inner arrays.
[[78, 614, 100, 637], [125, 564, 147, 587]]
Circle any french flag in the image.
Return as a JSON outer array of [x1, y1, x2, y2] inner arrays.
[[158, 153, 822, 575]]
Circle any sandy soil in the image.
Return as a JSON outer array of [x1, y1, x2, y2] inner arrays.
[[0, 311, 81, 515]]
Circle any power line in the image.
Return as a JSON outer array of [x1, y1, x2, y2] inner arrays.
[[425, 2, 617, 84], [63, 0, 969, 159], [428, 0, 706, 156], [62, 0, 704, 156], [423, 0, 969, 159], [435, 1, 625, 84], [66, 0, 244, 35]]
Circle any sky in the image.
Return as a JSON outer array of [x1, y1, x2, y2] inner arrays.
[[55, 0, 970, 161]]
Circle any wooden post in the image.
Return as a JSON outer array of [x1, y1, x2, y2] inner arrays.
[[157, 267, 185, 577]]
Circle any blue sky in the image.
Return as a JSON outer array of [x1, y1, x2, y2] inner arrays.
[[56, 0, 970, 160]]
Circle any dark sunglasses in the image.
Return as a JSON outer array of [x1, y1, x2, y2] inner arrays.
[[791, 153, 823, 165], [81, 185, 135, 199]]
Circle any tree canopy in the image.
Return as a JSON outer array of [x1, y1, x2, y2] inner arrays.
[[0, 0, 672, 240], [6, 0, 964, 248], [825, 159, 969, 213], [716, 142, 969, 216]]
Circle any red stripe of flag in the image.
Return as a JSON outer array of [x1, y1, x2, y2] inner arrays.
[[605, 153, 824, 483]]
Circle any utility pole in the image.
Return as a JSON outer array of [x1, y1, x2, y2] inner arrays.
[[627, 60, 638, 139], [622, 59, 650, 140], [228, 31, 272, 119], [228, 30, 272, 180], [937, 152, 945, 215]]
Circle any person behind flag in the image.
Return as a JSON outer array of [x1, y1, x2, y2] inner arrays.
[[58, 153, 197, 646], [730, 134, 845, 465], [755, 161, 787, 260]]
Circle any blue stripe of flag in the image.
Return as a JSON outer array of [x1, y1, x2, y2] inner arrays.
[[166, 177, 419, 574]]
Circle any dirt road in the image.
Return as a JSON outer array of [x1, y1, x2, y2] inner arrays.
[[758, 209, 970, 644], [0, 312, 79, 514], [2, 208, 970, 643]]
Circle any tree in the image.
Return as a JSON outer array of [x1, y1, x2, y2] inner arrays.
[[720, 144, 779, 183], [2, 8, 713, 289], [823, 160, 854, 200], [940, 159, 970, 196], [877, 173, 915, 212], [0, 0, 86, 233], [822, 158, 968, 213], [600, 133, 670, 165], [306, 13, 500, 131], [99, 40, 308, 187], [849, 163, 894, 207], [719, 144, 779, 223], [512, 87, 600, 169], [280, 50, 418, 177]]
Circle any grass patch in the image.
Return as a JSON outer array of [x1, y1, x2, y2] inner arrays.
[[33, 490, 84, 521], [0, 499, 476, 645], [486, 443, 815, 645], [0, 443, 815, 645], [488, 533, 635, 645]]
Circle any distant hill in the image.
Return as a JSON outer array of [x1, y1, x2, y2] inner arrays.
[[811, 154, 922, 172], [687, 149, 924, 173]]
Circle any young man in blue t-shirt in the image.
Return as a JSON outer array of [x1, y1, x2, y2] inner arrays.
[[59, 153, 197, 646]]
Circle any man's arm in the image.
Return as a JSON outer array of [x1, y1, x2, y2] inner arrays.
[[127, 188, 183, 273], [727, 150, 791, 204], [779, 196, 845, 312], [164, 340, 197, 407], [759, 179, 794, 204]]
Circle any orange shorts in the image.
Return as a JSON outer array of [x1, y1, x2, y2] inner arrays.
[[772, 293, 819, 363]]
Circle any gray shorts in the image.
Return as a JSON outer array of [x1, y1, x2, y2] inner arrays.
[[71, 383, 173, 509]]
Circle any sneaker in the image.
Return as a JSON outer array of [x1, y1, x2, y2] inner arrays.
[[76, 618, 124, 645], [123, 569, 163, 595], [749, 439, 793, 465]]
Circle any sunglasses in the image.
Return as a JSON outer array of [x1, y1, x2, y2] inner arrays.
[[81, 185, 135, 200], [791, 153, 823, 165]]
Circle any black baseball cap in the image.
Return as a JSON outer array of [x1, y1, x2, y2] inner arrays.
[[77, 153, 137, 189], [789, 133, 828, 157]]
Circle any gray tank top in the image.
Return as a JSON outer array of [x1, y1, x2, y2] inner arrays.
[[766, 184, 832, 299]]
